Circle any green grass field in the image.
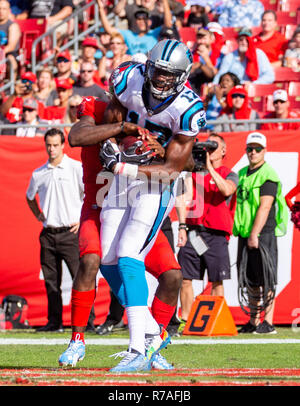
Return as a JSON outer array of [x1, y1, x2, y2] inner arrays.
[[0, 327, 300, 387]]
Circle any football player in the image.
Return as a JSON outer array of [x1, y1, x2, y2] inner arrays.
[[99, 39, 206, 372], [58, 94, 182, 370]]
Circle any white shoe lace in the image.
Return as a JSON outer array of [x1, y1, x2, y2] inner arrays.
[[67, 340, 84, 354], [109, 350, 137, 367], [109, 350, 129, 360]]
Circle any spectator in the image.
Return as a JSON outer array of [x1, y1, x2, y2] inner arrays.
[[54, 49, 76, 82], [64, 94, 82, 136], [65, 94, 82, 125], [76, 36, 107, 87], [218, 0, 264, 28], [204, 71, 240, 129], [206, 21, 226, 52], [15, 97, 48, 138], [283, 27, 300, 72], [34, 68, 56, 107], [0, 71, 44, 123], [176, 133, 238, 332], [0, 0, 21, 76], [98, 33, 132, 87], [161, 0, 185, 29], [79, 36, 100, 68], [43, 77, 73, 122], [253, 10, 288, 68], [233, 132, 288, 334], [26, 128, 95, 332], [205, 0, 226, 21], [213, 27, 275, 85], [24, 0, 74, 46], [213, 85, 260, 132], [94, 27, 112, 61], [97, 0, 173, 56], [185, 0, 210, 30], [48, 50, 76, 105], [189, 26, 223, 94], [113, 0, 165, 33], [261, 89, 300, 131], [72, 61, 109, 100]]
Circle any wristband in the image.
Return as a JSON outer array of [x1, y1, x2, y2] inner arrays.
[[178, 223, 188, 231], [120, 121, 125, 132], [114, 162, 138, 179]]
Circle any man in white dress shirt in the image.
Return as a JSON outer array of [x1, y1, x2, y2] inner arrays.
[[26, 128, 94, 332]]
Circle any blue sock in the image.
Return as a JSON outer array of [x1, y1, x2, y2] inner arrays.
[[118, 257, 148, 307], [100, 264, 126, 306]]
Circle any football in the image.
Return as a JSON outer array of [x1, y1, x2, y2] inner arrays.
[[119, 136, 143, 153]]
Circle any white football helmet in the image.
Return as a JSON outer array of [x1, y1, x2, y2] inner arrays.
[[144, 39, 193, 100]]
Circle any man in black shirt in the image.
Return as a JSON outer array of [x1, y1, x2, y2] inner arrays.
[[72, 61, 109, 100]]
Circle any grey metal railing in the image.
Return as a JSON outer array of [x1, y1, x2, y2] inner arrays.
[[31, 0, 101, 74], [1, 118, 300, 131], [0, 57, 15, 94]]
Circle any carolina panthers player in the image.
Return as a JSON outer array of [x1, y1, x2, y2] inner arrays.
[[99, 39, 206, 372]]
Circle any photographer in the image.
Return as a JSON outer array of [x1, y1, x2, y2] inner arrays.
[[0, 71, 44, 124], [176, 133, 238, 332]]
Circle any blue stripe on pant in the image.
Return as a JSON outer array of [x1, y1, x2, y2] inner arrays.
[[118, 257, 148, 307], [100, 264, 126, 306]]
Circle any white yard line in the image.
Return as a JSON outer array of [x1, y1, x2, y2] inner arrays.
[[0, 338, 299, 345]]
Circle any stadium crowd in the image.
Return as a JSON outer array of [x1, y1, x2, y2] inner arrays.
[[0, 0, 300, 341]]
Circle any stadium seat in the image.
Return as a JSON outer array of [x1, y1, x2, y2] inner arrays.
[[260, 0, 278, 11], [288, 81, 300, 96], [274, 67, 300, 82], [17, 19, 47, 67], [247, 83, 287, 98], [179, 26, 196, 48], [276, 11, 298, 25], [249, 96, 266, 113], [288, 96, 300, 110]]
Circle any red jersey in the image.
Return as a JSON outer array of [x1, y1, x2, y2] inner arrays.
[[5, 96, 45, 123], [76, 96, 108, 205], [253, 31, 288, 63], [42, 105, 66, 122], [186, 166, 237, 237], [261, 110, 300, 131]]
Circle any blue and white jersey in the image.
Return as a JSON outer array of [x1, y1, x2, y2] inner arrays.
[[112, 63, 206, 147]]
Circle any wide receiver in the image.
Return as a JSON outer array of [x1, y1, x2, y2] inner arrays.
[[58, 97, 183, 369], [99, 39, 206, 372]]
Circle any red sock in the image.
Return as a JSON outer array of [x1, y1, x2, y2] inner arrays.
[[71, 288, 96, 329], [71, 332, 85, 343], [151, 296, 176, 329]]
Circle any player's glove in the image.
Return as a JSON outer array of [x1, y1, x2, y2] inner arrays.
[[99, 140, 120, 172], [120, 141, 153, 166], [291, 201, 300, 230]]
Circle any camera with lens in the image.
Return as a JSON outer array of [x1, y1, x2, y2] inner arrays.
[[192, 140, 218, 171], [21, 79, 32, 92]]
